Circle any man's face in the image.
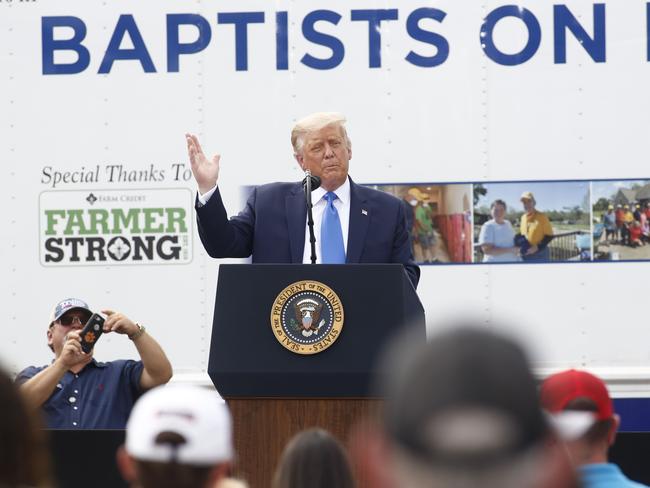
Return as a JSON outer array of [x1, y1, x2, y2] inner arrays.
[[47, 309, 91, 356], [522, 198, 535, 214], [296, 124, 351, 191]]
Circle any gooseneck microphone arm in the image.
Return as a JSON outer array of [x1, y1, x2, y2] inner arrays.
[[302, 170, 321, 264]]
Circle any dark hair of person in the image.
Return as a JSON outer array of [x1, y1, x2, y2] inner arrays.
[[134, 431, 220, 488], [272, 428, 356, 488], [134, 461, 214, 488], [0, 369, 52, 487], [490, 199, 507, 211], [564, 397, 614, 445]]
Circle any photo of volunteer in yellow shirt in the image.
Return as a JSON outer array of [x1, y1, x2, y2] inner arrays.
[[473, 182, 590, 263], [519, 191, 554, 262]]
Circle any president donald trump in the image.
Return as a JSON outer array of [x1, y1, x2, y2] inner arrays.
[[185, 112, 419, 288]]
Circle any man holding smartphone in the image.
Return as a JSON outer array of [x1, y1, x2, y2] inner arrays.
[[16, 298, 173, 429]]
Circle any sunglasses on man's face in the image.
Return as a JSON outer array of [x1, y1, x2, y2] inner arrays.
[[57, 314, 92, 327]]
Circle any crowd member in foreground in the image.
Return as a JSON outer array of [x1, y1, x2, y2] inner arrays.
[[354, 326, 579, 488], [541, 369, 649, 488], [272, 428, 356, 488], [216, 478, 249, 488], [117, 384, 234, 488], [0, 367, 52, 488]]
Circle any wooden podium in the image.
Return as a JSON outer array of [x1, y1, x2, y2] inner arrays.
[[208, 264, 424, 488], [228, 398, 380, 488]]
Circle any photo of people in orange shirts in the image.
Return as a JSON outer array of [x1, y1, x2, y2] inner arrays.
[[592, 180, 650, 260]]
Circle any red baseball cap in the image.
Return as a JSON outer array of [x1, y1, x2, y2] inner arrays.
[[540, 369, 613, 421]]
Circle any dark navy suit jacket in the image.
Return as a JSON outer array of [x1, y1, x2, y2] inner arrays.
[[196, 177, 420, 288]]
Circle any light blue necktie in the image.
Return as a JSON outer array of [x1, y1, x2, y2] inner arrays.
[[321, 192, 346, 264]]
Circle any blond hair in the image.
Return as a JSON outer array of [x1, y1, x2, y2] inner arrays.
[[291, 112, 351, 155], [216, 478, 250, 488]]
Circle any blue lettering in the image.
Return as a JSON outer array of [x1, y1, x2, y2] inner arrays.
[[217, 12, 265, 71], [350, 9, 398, 68], [167, 14, 212, 72], [480, 6, 541, 66], [554, 4, 606, 64], [98, 15, 156, 73], [405, 8, 449, 68], [301, 10, 344, 70], [276, 11, 289, 70], [42, 16, 90, 75]]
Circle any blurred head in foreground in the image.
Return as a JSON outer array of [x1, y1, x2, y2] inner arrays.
[[272, 428, 356, 488], [117, 384, 233, 488], [540, 369, 636, 487], [215, 478, 249, 488], [0, 367, 51, 487], [361, 325, 579, 488]]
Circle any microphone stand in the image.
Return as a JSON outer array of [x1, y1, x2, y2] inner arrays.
[[304, 170, 317, 264]]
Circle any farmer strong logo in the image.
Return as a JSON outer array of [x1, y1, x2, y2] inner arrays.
[[40, 189, 193, 266]]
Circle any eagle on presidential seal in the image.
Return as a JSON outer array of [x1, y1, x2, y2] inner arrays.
[[290, 298, 326, 337]]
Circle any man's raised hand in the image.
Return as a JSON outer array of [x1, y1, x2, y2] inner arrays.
[[57, 331, 91, 370], [186, 133, 221, 195]]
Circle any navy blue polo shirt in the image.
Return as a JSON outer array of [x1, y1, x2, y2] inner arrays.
[[16, 358, 144, 429]]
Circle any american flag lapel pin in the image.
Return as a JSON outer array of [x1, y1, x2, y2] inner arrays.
[[361, 209, 368, 216]]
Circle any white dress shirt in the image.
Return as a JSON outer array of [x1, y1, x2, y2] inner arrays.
[[197, 185, 217, 206], [302, 177, 350, 264]]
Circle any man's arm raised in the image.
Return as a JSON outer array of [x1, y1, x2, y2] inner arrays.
[[19, 331, 91, 410], [188, 132, 256, 259], [102, 310, 173, 390]]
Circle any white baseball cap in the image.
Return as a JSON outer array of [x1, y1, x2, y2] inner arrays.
[[126, 385, 233, 466]]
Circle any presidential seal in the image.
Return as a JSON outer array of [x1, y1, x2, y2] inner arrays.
[[270, 280, 344, 355]]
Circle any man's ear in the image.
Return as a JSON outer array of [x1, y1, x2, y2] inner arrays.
[[116, 446, 138, 483], [46, 327, 54, 349], [294, 153, 305, 169], [607, 414, 620, 446]]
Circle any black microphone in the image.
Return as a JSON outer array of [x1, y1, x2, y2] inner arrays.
[[302, 174, 321, 191], [303, 171, 320, 264]]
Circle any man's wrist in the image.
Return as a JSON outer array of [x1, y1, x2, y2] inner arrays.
[[52, 358, 71, 374], [129, 323, 146, 341], [197, 184, 218, 205]]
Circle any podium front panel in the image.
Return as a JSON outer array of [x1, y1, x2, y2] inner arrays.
[[208, 264, 424, 397]]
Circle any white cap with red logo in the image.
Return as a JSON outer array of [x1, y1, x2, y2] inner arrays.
[[126, 384, 233, 466]]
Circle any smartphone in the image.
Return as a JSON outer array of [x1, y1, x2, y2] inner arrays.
[[80, 313, 105, 353]]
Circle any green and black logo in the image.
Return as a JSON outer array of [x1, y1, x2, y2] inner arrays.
[[39, 189, 193, 266]]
